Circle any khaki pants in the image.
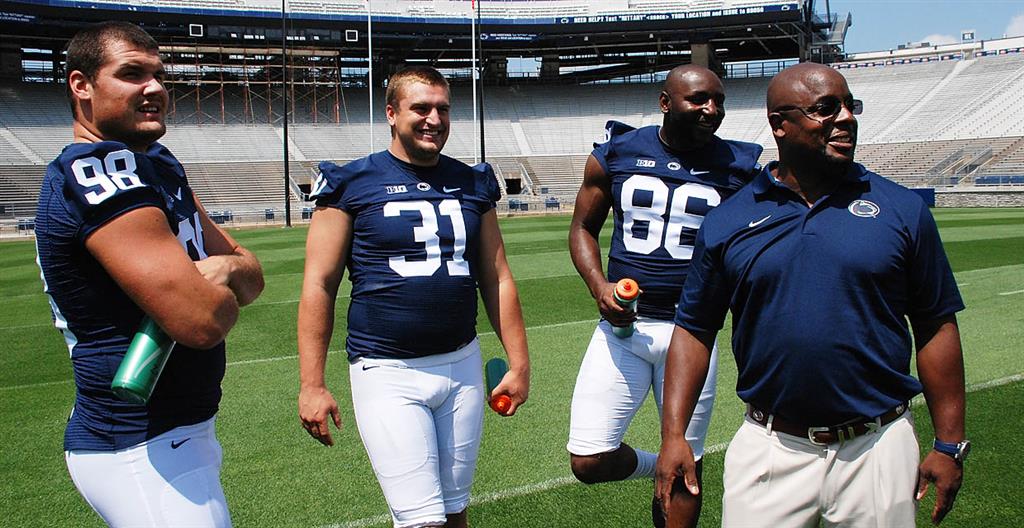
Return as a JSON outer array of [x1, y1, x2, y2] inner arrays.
[[722, 412, 918, 527]]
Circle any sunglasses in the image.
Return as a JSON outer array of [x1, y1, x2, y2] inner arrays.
[[773, 97, 863, 122]]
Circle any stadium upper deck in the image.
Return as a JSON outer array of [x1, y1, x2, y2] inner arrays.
[[3, 0, 799, 23], [1, 0, 839, 81]]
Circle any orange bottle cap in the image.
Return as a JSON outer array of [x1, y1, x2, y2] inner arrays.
[[615, 278, 639, 301], [490, 394, 512, 415]]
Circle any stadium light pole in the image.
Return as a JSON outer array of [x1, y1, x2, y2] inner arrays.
[[367, 0, 374, 152], [471, 2, 478, 164], [476, 0, 486, 163], [282, 0, 292, 227]]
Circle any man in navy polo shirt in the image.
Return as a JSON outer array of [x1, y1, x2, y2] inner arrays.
[[654, 63, 967, 526]]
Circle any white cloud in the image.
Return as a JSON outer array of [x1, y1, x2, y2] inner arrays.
[[1006, 13, 1024, 38], [917, 33, 959, 46]]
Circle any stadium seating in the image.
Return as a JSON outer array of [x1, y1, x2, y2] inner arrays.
[[0, 135, 34, 165], [0, 165, 46, 219], [3, 50, 1023, 216], [181, 161, 306, 210]]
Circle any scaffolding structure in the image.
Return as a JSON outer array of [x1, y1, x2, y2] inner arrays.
[[161, 44, 362, 125]]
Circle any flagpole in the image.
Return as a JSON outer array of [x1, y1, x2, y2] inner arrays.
[[367, 0, 374, 153], [471, 0, 479, 164], [477, 0, 486, 163], [282, 0, 291, 227]]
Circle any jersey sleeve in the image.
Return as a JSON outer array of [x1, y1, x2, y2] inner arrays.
[[146, 143, 190, 186], [472, 162, 501, 207], [906, 199, 965, 321], [311, 161, 354, 211], [58, 141, 165, 241], [738, 141, 765, 176], [591, 120, 635, 174], [723, 140, 765, 179]]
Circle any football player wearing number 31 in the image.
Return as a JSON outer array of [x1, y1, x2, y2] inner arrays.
[[297, 66, 529, 528], [567, 65, 762, 528]]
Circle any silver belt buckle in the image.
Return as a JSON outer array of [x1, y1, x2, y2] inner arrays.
[[807, 426, 831, 446]]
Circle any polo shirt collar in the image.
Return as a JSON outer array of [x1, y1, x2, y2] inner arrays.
[[752, 161, 870, 198]]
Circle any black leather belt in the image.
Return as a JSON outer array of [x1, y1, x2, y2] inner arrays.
[[746, 402, 908, 446]]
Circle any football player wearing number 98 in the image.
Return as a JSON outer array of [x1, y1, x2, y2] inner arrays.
[[567, 65, 762, 527], [34, 21, 264, 527], [297, 66, 529, 528]]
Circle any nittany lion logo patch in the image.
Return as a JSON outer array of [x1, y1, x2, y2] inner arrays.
[[848, 199, 880, 218]]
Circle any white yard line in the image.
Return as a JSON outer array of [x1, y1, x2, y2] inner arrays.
[[322, 374, 1022, 528], [997, 289, 1024, 296], [0, 322, 52, 330], [245, 272, 579, 308], [0, 320, 598, 391]]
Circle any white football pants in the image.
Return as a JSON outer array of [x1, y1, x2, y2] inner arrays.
[[350, 340, 484, 528], [568, 318, 718, 459], [65, 417, 230, 528]]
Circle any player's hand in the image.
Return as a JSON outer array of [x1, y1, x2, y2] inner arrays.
[[655, 438, 699, 516], [491, 366, 530, 416], [298, 384, 342, 446], [916, 450, 963, 525], [595, 282, 637, 327], [194, 256, 234, 287]]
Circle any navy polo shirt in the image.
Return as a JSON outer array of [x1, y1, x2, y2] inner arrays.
[[675, 161, 964, 424]]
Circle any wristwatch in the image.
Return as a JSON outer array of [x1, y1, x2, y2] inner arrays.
[[933, 439, 971, 464]]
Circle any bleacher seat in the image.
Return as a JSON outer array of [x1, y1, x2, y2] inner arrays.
[[3, 50, 1023, 210]]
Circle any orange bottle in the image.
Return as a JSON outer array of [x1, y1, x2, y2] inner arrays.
[[611, 278, 639, 338]]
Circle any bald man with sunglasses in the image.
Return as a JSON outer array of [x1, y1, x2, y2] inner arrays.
[[655, 63, 967, 526]]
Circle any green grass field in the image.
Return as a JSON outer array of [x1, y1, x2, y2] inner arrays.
[[1, 207, 1022, 527]]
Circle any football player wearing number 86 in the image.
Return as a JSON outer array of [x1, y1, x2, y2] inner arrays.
[[35, 21, 264, 527], [298, 66, 530, 528], [567, 65, 762, 527]]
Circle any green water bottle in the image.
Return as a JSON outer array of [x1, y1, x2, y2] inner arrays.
[[484, 357, 512, 416], [110, 316, 176, 405], [611, 278, 640, 338]]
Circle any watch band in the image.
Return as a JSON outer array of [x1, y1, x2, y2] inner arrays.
[[933, 439, 970, 463]]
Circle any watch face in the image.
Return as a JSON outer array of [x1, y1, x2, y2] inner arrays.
[[957, 440, 971, 461]]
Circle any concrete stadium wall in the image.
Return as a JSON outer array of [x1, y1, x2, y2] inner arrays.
[[936, 189, 1024, 207]]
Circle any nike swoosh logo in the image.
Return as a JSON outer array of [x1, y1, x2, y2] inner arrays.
[[361, 364, 379, 371], [175, 188, 183, 201], [748, 215, 772, 228], [690, 170, 710, 175], [171, 438, 190, 449], [442, 186, 461, 193]]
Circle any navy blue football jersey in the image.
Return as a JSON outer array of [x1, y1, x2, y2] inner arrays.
[[35, 141, 224, 451], [593, 122, 762, 319], [312, 151, 501, 361]]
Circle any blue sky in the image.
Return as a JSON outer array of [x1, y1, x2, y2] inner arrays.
[[824, 0, 1024, 52]]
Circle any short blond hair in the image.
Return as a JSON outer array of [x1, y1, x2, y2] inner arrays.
[[385, 65, 450, 109]]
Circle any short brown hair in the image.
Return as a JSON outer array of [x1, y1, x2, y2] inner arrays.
[[65, 21, 159, 117], [385, 65, 449, 109]]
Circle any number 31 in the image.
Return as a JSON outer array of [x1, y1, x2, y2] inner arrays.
[[384, 199, 469, 278]]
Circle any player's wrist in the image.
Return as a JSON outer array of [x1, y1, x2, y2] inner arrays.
[[932, 438, 970, 465], [299, 379, 329, 391], [660, 421, 688, 440]]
